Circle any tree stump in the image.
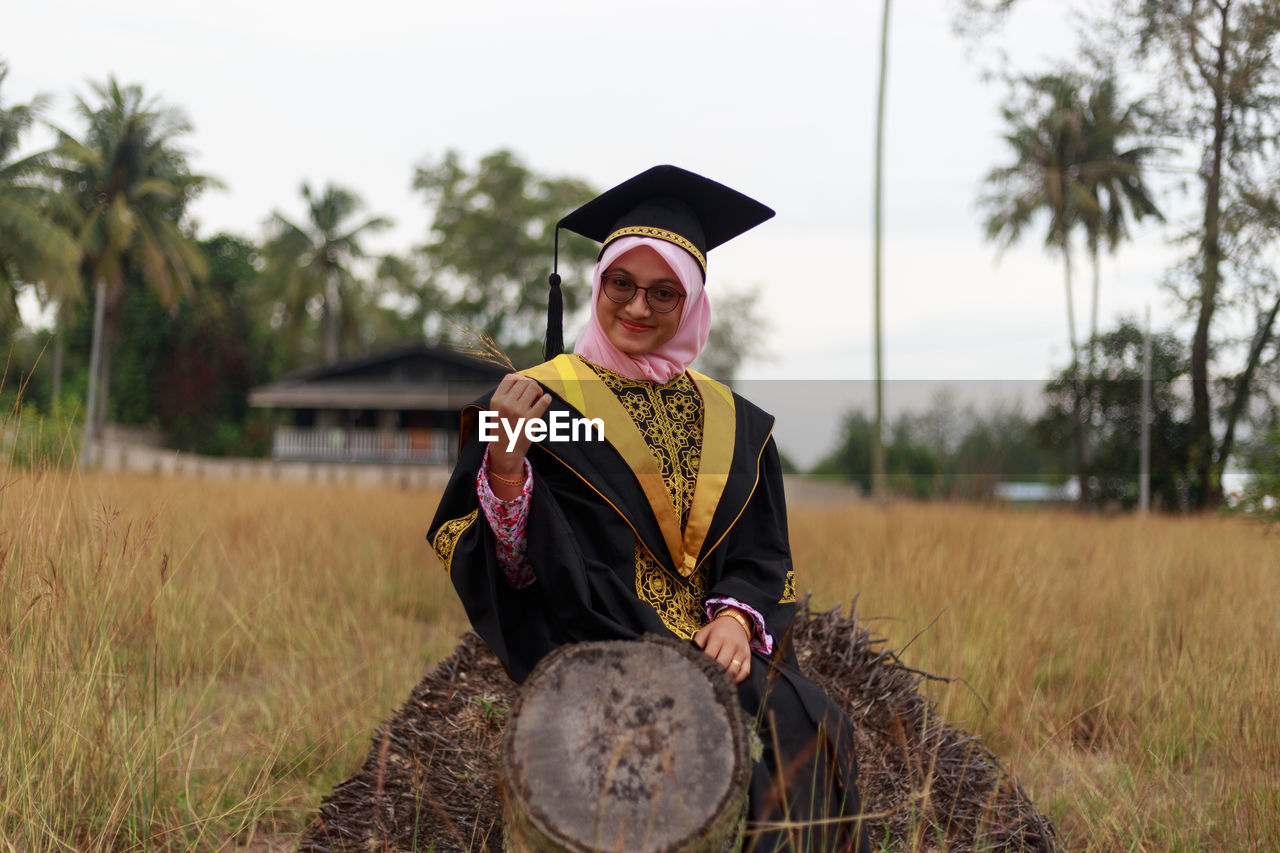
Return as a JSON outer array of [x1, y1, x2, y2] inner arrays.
[[499, 636, 751, 853]]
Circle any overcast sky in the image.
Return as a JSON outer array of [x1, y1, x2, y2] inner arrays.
[[4, 0, 1192, 465]]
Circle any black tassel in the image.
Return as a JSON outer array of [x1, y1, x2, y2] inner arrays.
[[544, 272, 563, 360], [544, 225, 564, 360]]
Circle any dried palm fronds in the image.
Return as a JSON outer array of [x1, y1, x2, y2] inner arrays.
[[300, 601, 1062, 853]]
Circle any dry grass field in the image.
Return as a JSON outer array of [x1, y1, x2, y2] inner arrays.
[[2, 467, 1277, 851]]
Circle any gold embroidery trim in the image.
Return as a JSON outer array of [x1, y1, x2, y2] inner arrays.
[[589, 364, 701, 530], [634, 542, 707, 639], [780, 569, 796, 604], [604, 226, 707, 271], [432, 509, 478, 576], [525, 355, 685, 570]]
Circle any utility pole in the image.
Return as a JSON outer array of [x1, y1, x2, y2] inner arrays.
[[1139, 305, 1151, 515], [872, 0, 891, 507]]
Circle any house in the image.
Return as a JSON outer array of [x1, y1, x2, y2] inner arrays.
[[248, 344, 507, 464]]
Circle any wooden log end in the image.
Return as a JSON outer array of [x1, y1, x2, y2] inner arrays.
[[501, 636, 751, 853]]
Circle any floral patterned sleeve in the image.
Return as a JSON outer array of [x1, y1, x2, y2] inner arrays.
[[705, 597, 775, 655], [476, 447, 535, 589]]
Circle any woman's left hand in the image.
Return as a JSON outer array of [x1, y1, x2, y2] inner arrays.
[[693, 613, 752, 684]]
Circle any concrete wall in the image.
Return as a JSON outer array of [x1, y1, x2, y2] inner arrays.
[[91, 439, 454, 490], [89, 438, 861, 502]]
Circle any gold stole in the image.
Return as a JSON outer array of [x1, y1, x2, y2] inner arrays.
[[520, 354, 736, 578]]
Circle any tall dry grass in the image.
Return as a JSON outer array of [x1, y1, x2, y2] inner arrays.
[[789, 504, 1280, 851], [1, 468, 467, 850], [2, 467, 1277, 850]]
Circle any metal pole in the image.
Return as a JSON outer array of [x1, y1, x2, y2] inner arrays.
[[1139, 305, 1151, 514], [80, 279, 106, 469], [872, 0, 891, 507]]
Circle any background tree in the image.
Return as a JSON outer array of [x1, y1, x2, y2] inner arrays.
[[811, 395, 1058, 501], [261, 182, 391, 368], [361, 252, 449, 347], [0, 62, 78, 349], [1131, 0, 1280, 507], [1076, 73, 1164, 374], [39, 232, 283, 457], [982, 71, 1097, 504], [810, 410, 944, 499], [1036, 319, 1191, 510], [153, 234, 278, 456], [1234, 426, 1280, 516], [413, 149, 597, 366], [49, 77, 212, 455], [946, 404, 1055, 498], [983, 72, 1094, 365], [810, 410, 876, 493]]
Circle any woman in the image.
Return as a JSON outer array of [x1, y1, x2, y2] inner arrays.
[[428, 166, 869, 851]]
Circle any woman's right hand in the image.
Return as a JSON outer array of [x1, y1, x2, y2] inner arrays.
[[487, 373, 552, 484]]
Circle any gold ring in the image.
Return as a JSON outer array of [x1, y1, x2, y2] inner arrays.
[[730, 659, 741, 668]]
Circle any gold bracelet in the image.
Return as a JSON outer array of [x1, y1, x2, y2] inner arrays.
[[488, 466, 525, 488], [714, 607, 753, 640]]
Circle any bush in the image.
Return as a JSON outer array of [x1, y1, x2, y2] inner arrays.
[[2, 397, 81, 469], [1232, 429, 1280, 519]]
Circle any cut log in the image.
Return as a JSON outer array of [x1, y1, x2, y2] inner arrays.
[[500, 636, 751, 853]]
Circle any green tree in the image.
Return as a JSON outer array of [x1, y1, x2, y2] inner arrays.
[[810, 410, 942, 499], [811, 410, 875, 493], [958, 0, 1280, 507], [49, 77, 213, 458], [262, 182, 391, 367], [1036, 319, 1192, 510], [983, 69, 1164, 504], [1234, 427, 1280, 517], [1131, 0, 1280, 507], [364, 252, 448, 346], [153, 235, 278, 456], [413, 149, 597, 366], [1076, 73, 1164, 375], [54, 234, 279, 455], [982, 72, 1100, 505], [946, 404, 1056, 498], [874, 394, 1055, 500], [0, 61, 78, 347], [982, 72, 1095, 366]]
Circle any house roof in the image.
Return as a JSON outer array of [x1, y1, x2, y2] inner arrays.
[[249, 343, 509, 410]]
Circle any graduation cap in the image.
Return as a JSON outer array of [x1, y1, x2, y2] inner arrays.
[[544, 165, 775, 359]]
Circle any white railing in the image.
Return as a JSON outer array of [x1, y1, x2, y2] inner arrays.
[[272, 427, 452, 463]]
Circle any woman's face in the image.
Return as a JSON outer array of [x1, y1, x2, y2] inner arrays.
[[596, 246, 687, 356]]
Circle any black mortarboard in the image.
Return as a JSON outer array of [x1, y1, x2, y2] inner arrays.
[[543, 165, 775, 360]]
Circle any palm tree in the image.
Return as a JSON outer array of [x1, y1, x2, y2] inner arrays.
[[982, 72, 1095, 367], [262, 182, 391, 366], [49, 77, 213, 462], [982, 72, 1100, 507], [0, 62, 79, 352], [983, 71, 1163, 506], [1076, 75, 1163, 375]]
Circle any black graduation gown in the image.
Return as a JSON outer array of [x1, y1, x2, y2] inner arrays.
[[427, 354, 868, 851]]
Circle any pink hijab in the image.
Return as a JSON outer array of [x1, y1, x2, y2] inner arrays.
[[573, 236, 712, 383]]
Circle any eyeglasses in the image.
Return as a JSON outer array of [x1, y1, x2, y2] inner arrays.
[[601, 275, 686, 313]]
